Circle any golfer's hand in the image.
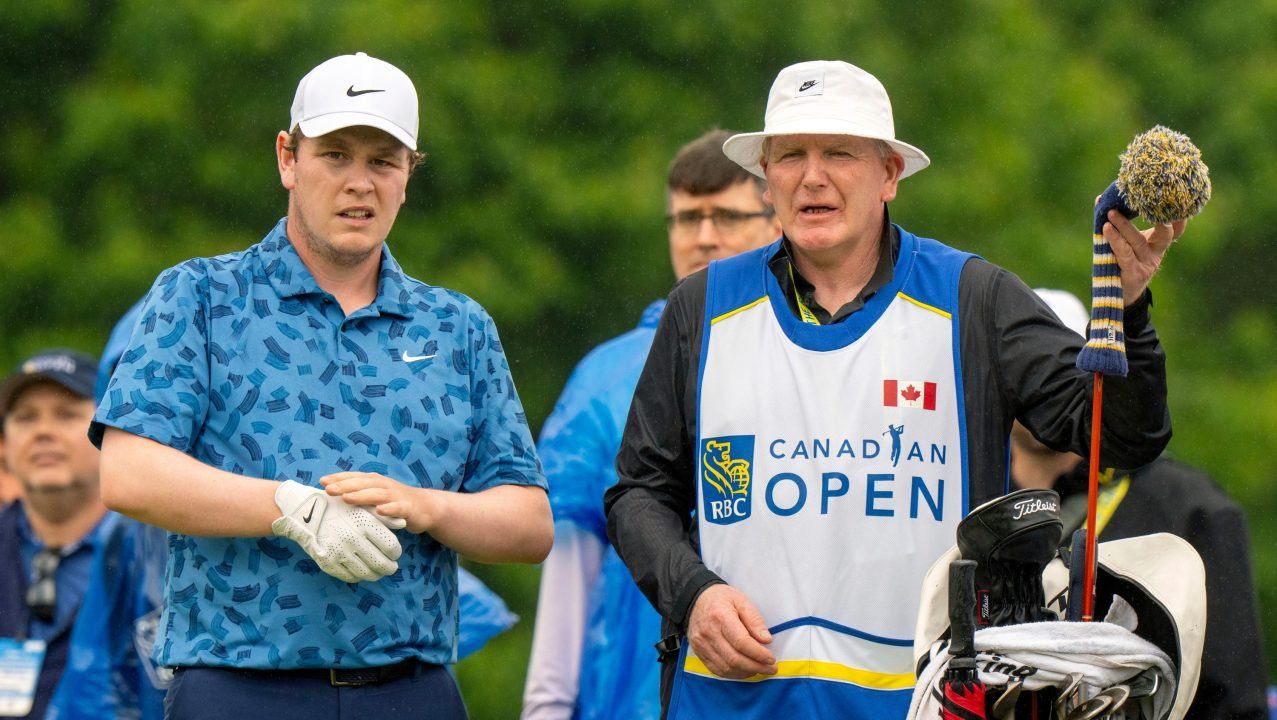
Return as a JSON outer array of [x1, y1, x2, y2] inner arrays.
[[1102, 208, 1187, 305], [322, 472, 430, 534], [687, 584, 778, 679], [271, 480, 403, 583]]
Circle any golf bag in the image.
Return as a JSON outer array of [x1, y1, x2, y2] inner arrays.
[[910, 530, 1206, 719]]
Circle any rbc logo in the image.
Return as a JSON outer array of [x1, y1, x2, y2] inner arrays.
[[701, 435, 754, 525]]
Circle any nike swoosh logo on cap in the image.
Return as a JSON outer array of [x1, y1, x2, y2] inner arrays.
[[346, 86, 386, 97], [402, 351, 436, 363]]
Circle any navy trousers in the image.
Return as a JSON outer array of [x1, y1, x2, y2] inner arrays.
[[164, 664, 468, 719]]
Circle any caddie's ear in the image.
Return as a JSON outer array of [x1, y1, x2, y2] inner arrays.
[[880, 152, 904, 203], [277, 130, 298, 191], [761, 155, 774, 207]]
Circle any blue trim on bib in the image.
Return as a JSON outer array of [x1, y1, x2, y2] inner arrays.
[[703, 241, 780, 321], [668, 672, 911, 719], [762, 232, 918, 351], [896, 234, 968, 312], [957, 301, 972, 516], [695, 265, 722, 531], [767, 616, 912, 647], [666, 642, 692, 719]]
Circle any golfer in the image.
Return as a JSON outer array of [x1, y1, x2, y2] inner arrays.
[[92, 52, 551, 719]]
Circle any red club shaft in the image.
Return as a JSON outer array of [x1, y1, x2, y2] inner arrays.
[[1082, 372, 1104, 621]]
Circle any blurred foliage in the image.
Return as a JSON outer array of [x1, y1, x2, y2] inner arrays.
[[2, 0, 1275, 715]]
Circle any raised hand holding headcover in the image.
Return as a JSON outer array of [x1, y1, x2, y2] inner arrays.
[[1078, 125, 1211, 376]]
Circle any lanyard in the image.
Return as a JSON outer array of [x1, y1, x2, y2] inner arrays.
[[1082, 468, 1131, 537], [788, 263, 821, 326]]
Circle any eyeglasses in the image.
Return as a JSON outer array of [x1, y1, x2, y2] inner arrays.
[[26, 547, 61, 623], [665, 208, 773, 233]]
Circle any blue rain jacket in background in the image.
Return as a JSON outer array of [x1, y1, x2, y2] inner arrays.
[[541, 300, 665, 720]]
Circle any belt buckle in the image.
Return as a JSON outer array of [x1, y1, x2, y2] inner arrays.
[[329, 668, 363, 687]]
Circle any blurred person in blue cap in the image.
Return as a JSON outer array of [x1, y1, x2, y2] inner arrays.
[[1011, 288, 1268, 720], [90, 51, 550, 719], [0, 350, 111, 720], [521, 130, 780, 720], [0, 468, 19, 506], [605, 60, 1186, 718]]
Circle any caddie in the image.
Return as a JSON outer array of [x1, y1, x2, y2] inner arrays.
[[604, 60, 1184, 718], [91, 52, 551, 720], [521, 129, 781, 720]]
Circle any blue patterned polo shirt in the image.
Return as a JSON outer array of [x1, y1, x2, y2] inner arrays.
[[90, 218, 544, 669]]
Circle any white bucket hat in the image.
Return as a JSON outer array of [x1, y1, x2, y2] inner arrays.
[[722, 60, 930, 180], [290, 52, 419, 150]]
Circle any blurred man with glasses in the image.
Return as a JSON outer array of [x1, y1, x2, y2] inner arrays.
[[522, 129, 780, 720], [663, 134, 782, 279], [0, 350, 111, 719]]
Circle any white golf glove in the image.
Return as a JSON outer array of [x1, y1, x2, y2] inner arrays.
[[271, 480, 408, 583]]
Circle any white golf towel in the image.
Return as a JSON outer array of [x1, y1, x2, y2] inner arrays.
[[908, 621, 1176, 719]]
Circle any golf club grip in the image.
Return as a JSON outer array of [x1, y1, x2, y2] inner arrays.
[[948, 559, 977, 659], [1066, 528, 1087, 622]]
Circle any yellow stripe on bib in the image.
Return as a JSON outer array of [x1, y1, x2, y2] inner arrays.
[[682, 655, 916, 690], [897, 292, 951, 319], [711, 296, 770, 325]]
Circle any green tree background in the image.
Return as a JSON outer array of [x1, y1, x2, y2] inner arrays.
[[2, 1, 1274, 715]]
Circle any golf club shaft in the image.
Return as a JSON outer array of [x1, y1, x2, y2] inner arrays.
[[1082, 372, 1103, 621]]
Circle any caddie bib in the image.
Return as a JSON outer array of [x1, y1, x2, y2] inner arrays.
[[668, 230, 974, 719]]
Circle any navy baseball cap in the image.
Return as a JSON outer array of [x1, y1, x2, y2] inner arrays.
[[0, 349, 99, 422]]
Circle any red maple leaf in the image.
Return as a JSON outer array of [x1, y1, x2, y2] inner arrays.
[[901, 384, 921, 402]]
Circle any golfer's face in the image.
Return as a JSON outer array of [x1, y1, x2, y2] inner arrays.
[[280, 126, 411, 261], [762, 134, 901, 256]]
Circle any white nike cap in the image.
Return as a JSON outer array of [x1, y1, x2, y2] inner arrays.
[[723, 60, 929, 180], [289, 52, 419, 150]]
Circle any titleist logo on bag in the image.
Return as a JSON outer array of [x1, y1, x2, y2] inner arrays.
[[1011, 497, 1058, 520]]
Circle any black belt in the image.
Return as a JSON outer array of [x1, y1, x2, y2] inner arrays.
[[325, 661, 423, 687], [207, 660, 432, 687]]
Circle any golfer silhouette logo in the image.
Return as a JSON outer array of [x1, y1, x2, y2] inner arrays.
[[884, 424, 905, 467]]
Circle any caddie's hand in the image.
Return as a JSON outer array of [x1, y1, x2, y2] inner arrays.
[[271, 480, 403, 583], [686, 583, 778, 679], [1102, 207, 1187, 305], [322, 472, 428, 534]]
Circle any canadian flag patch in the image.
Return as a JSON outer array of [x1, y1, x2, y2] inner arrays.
[[883, 379, 937, 410]]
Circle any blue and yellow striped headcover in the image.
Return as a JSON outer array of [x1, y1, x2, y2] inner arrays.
[[1076, 126, 1211, 376]]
